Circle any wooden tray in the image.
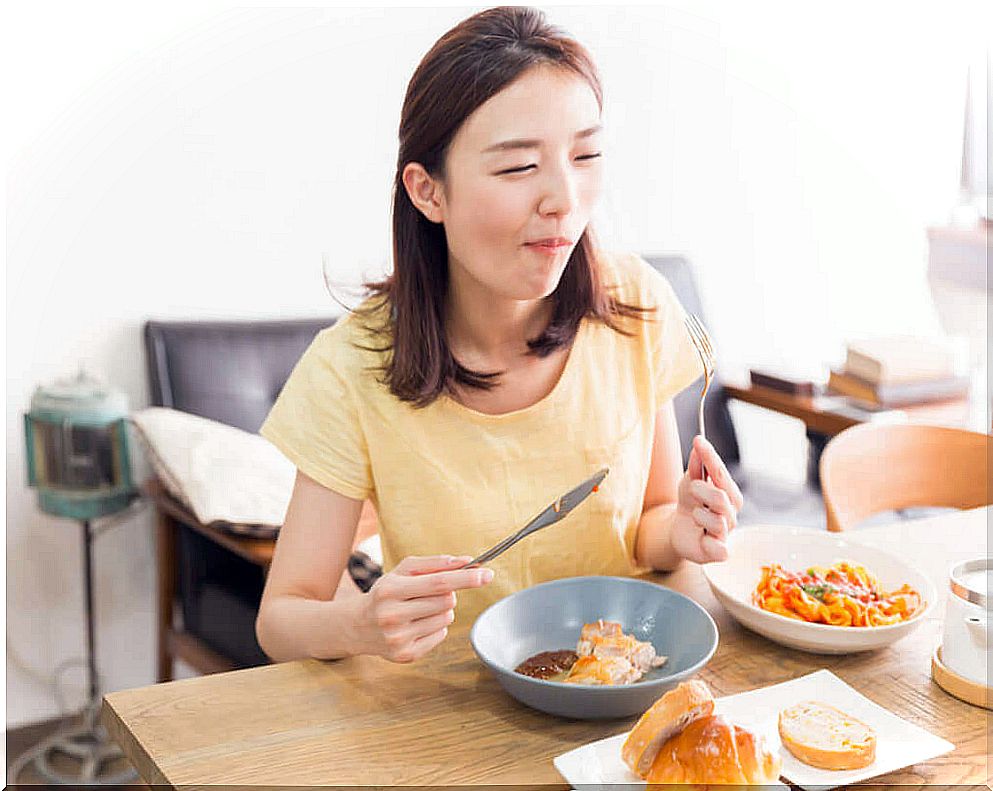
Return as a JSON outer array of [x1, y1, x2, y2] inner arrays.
[[932, 645, 992, 709]]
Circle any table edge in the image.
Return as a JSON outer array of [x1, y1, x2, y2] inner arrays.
[[101, 695, 172, 788]]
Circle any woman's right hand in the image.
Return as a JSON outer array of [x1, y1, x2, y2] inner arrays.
[[352, 555, 494, 663]]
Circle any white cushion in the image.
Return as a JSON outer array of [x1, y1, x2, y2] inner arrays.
[[130, 407, 294, 528]]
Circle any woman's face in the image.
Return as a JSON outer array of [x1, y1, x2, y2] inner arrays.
[[408, 64, 604, 302]]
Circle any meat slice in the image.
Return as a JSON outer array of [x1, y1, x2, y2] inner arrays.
[[627, 640, 668, 674], [563, 655, 641, 685], [577, 619, 623, 655], [572, 620, 668, 683], [589, 633, 638, 658]]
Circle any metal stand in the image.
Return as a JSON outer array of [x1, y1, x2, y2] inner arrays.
[[11, 519, 138, 786]]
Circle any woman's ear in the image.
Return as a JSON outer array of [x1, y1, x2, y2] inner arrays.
[[402, 162, 445, 223]]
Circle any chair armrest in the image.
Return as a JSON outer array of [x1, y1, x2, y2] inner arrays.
[[142, 478, 275, 567], [142, 477, 379, 566]]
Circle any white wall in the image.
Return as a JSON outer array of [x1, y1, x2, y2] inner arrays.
[[6, 3, 986, 728]]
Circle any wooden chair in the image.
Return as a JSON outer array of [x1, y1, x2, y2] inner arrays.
[[819, 422, 991, 531], [148, 477, 379, 681], [144, 317, 381, 680]]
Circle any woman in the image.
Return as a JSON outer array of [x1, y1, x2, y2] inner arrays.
[[255, 6, 742, 665]]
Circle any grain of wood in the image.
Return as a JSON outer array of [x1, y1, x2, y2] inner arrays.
[[104, 508, 992, 788]]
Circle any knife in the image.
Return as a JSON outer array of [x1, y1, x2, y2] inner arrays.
[[460, 467, 609, 569]]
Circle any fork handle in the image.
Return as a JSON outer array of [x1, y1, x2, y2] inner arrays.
[[697, 407, 710, 484], [698, 375, 711, 483]]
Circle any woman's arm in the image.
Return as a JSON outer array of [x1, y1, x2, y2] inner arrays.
[[634, 401, 744, 570], [255, 469, 367, 662], [634, 402, 686, 571], [256, 469, 495, 664]]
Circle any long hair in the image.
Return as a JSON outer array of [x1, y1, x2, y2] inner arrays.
[[354, 6, 654, 407]]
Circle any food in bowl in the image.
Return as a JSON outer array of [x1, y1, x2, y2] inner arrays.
[[472, 576, 719, 719], [513, 619, 667, 685], [513, 650, 578, 681], [621, 680, 782, 784], [703, 526, 935, 654], [753, 560, 922, 627], [779, 701, 877, 769]]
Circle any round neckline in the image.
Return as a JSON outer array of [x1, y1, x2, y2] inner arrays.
[[440, 318, 590, 422]]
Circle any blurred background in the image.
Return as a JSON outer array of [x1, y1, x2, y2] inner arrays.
[[5, 1, 989, 732]]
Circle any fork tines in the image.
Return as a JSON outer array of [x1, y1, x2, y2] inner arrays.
[[684, 313, 716, 372]]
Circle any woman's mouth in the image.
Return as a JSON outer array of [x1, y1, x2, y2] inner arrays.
[[525, 239, 571, 255]]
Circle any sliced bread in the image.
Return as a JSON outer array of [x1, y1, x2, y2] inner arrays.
[[778, 701, 876, 770]]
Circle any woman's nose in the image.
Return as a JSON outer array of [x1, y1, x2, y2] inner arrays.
[[537, 166, 579, 217]]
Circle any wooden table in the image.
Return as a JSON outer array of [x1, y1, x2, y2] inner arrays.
[[103, 508, 991, 789]]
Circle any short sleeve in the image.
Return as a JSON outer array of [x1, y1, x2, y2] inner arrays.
[[637, 257, 705, 406], [259, 325, 374, 501]]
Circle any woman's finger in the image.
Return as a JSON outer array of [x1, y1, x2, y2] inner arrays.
[[406, 623, 450, 659], [395, 555, 473, 576], [686, 443, 704, 481], [693, 506, 728, 540], [398, 566, 494, 600], [693, 435, 727, 482], [690, 481, 737, 531], [693, 436, 744, 511], [397, 592, 457, 621], [700, 532, 729, 562], [405, 608, 456, 642]]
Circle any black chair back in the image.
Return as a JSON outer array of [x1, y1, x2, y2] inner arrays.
[[144, 318, 335, 433]]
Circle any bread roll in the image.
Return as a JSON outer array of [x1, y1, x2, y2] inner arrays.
[[646, 714, 783, 785], [779, 701, 876, 770], [621, 680, 714, 778]]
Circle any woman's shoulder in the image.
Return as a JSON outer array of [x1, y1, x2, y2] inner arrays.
[[595, 249, 680, 311], [303, 296, 391, 381]]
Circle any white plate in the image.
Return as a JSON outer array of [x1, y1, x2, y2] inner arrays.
[[553, 670, 954, 791], [702, 524, 936, 653]]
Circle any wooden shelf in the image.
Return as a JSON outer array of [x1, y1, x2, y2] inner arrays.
[[724, 380, 976, 437]]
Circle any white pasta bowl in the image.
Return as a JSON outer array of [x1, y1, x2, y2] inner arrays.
[[703, 524, 936, 654]]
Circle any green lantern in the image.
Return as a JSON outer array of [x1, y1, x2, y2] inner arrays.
[[23, 369, 136, 520]]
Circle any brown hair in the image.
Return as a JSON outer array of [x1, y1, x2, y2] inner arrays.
[[354, 6, 653, 407]]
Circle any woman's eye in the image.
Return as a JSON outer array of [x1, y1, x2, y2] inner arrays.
[[498, 164, 537, 175], [497, 153, 602, 176]]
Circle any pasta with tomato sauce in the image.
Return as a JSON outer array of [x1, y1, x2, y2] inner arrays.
[[752, 560, 921, 627]]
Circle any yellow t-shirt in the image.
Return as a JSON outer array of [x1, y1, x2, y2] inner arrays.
[[259, 250, 703, 623]]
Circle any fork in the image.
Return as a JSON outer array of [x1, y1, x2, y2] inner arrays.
[[684, 313, 716, 484]]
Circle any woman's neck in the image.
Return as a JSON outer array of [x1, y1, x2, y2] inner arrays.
[[444, 263, 552, 363]]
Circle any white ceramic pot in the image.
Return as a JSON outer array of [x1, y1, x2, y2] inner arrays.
[[941, 558, 991, 686]]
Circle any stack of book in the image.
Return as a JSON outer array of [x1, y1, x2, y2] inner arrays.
[[828, 336, 970, 408], [748, 365, 824, 396]]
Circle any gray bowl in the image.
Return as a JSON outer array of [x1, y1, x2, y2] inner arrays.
[[470, 575, 718, 719]]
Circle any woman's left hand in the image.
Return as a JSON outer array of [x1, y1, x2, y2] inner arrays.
[[668, 436, 744, 563]]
